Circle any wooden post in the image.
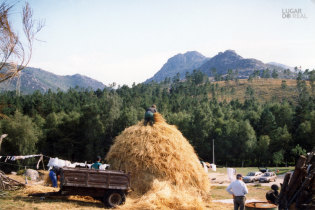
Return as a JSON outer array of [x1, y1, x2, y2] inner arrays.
[[286, 156, 307, 200], [41, 155, 45, 170], [279, 172, 291, 209], [293, 170, 314, 209]]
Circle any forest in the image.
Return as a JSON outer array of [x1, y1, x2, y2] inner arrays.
[[0, 70, 314, 167]]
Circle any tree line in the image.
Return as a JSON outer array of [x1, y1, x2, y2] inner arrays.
[[0, 71, 314, 167]]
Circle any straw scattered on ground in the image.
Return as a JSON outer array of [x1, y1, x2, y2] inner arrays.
[[23, 184, 59, 194]]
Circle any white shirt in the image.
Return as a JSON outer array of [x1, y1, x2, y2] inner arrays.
[[226, 179, 248, 196]]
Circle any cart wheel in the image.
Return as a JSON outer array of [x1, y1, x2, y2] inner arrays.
[[103, 190, 126, 208]]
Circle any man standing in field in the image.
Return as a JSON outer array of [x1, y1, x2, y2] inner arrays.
[[226, 174, 248, 210]]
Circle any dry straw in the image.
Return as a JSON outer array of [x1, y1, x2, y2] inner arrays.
[[106, 113, 211, 209], [23, 184, 59, 194]]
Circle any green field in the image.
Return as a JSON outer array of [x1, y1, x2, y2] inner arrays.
[[214, 166, 294, 176], [211, 185, 271, 200], [212, 79, 313, 103]]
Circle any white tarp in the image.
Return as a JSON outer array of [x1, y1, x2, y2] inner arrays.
[[201, 161, 208, 173], [47, 157, 109, 170], [47, 157, 71, 168], [99, 164, 110, 170], [227, 168, 236, 182], [210, 164, 217, 171]]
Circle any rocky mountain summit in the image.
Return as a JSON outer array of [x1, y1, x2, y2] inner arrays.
[[146, 50, 288, 83], [145, 51, 209, 83]]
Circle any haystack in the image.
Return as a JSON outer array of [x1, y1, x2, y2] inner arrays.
[[106, 113, 211, 209]]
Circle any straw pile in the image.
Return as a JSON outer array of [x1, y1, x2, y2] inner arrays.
[[44, 171, 52, 186], [42, 170, 62, 187], [106, 113, 211, 209]]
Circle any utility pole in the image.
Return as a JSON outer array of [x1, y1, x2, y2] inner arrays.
[[212, 139, 215, 164]]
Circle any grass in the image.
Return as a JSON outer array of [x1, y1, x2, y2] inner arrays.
[[211, 185, 270, 200], [0, 187, 234, 210], [208, 166, 294, 203], [1, 185, 263, 210], [210, 79, 314, 103], [214, 166, 294, 176], [0, 189, 104, 210], [1, 167, 287, 210]]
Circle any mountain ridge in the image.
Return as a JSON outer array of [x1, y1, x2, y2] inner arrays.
[[199, 50, 284, 77], [146, 50, 290, 83], [0, 67, 106, 94]]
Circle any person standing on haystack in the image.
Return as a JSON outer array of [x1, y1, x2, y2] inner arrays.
[[144, 104, 157, 126], [226, 174, 248, 210]]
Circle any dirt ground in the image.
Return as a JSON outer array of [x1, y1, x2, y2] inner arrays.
[[1, 173, 233, 210], [0, 171, 280, 209]]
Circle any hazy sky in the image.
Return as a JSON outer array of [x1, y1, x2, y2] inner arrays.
[[12, 0, 315, 86]]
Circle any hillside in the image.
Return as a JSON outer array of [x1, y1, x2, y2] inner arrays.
[[0, 67, 106, 94], [267, 62, 294, 71], [210, 78, 306, 103], [0, 76, 313, 173], [147, 50, 291, 83]]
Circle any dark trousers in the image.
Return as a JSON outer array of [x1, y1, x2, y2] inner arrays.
[[234, 196, 246, 210], [144, 111, 154, 126]]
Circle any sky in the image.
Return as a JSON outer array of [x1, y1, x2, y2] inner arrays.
[[11, 0, 315, 86]]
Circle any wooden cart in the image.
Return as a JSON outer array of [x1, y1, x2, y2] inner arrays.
[[30, 167, 131, 208]]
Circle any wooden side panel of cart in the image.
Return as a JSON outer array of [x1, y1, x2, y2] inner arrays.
[[60, 167, 130, 197]]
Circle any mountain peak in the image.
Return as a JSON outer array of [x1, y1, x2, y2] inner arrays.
[[169, 51, 206, 62], [217, 50, 242, 59], [145, 51, 208, 83], [199, 50, 284, 76], [223, 49, 237, 54], [183, 51, 205, 57], [146, 49, 289, 83], [71, 73, 85, 78]]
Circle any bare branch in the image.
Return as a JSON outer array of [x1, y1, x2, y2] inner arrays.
[[0, 1, 44, 83]]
